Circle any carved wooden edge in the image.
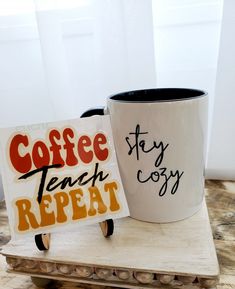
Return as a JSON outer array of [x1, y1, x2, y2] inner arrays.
[[5, 256, 219, 288]]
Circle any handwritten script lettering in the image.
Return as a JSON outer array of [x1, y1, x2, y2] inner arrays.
[[125, 124, 184, 197]]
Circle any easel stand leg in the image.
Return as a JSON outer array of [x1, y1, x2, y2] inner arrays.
[[34, 219, 114, 251]]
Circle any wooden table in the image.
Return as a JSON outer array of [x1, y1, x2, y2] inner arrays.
[[0, 180, 234, 289]]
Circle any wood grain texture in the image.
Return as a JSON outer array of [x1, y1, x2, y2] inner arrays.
[[1, 199, 219, 278], [205, 180, 235, 289], [0, 180, 234, 289]]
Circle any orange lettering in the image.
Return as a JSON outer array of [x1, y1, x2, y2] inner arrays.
[[77, 135, 93, 163], [94, 133, 108, 161], [49, 129, 64, 167], [32, 141, 50, 168], [9, 134, 31, 173], [63, 128, 78, 166]]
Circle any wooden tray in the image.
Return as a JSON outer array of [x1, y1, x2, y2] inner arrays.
[[1, 199, 219, 288]]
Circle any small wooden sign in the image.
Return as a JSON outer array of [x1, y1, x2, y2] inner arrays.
[[0, 115, 129, 239]]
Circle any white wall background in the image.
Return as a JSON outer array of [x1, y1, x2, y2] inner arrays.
[[152, 0, 223, 142], [0, 0, 157, 200], [206, 0, 235, 179], [152, 0, 235, 180], [1, 0, 234, 201], [0, 0, 223, 128], [0, 0, 156, 127]]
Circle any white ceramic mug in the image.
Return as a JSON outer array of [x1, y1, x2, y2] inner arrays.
[[82, 88, 208, 223]]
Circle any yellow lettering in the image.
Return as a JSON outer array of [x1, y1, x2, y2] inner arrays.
[[104, 181, 120, 212], [54, 192, 69, 223], [39, 194, 55, 227], [15, 199, 39, 231], [88, 186, 107, 216], [69, 189, 87, 220]]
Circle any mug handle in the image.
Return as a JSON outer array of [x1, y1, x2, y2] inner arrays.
[[80, 107, 114, 237], [80, 107, 105, 118]]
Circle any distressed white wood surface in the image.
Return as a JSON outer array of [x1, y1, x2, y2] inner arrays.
[[2, 199, 219, 278]]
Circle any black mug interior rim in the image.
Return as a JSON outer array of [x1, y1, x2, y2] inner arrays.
[[109, 88, 207, 102]]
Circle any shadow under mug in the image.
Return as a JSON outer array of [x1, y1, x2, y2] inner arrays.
[[82, 88, 208, 223]]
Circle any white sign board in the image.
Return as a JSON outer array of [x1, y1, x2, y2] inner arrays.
[[0, 116, 129, 239]]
